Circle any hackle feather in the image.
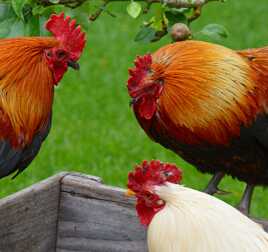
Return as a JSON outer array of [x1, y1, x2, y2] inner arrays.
[[0, 37, 58, 146]]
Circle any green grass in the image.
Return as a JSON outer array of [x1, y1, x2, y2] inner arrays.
[[1, 0, 268, 218]]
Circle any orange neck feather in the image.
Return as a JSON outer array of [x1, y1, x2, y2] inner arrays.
[[0, 37, 58, 146], [151, 41, 260, 145]]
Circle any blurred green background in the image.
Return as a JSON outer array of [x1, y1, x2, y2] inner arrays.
[[1, 0, 268, 218]]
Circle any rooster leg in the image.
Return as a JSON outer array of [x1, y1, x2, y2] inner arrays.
[[237, 184, 255, 216], [203, 171, 226, 195]]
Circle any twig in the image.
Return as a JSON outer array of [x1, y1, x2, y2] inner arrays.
[[37, 0, 223, 10], [188, 6, 202, 23], [143, 1, 153, 14], [89, 0, 110, 21]]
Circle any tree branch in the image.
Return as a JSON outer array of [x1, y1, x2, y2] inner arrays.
[[160, 0, 219, 8], [89, 0, 109, 21], [37, 0, 222, 9]]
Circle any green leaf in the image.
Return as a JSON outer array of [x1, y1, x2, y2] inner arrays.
[[49, 0, 60, 4], [149, 4, 167, 31], [134, 26, 156, 43], [178, 8, 191, 14], [0, 3, 18, 38], [39, 15, 51, 36], [0, 18, 16, 38], [165, 11, 188, 26], [22, 4, 32, 22], [127, 1, 142, 19], [24, 15, 40, 36], [8, 18, 24, 37], [11, 0, 27, 20], [199, 23, 228, 40], [41, 5, 66, 16], [0, 3, 12, 22], [0, 3, 18, 23], [63, 6, 89, 29], [32, 4, 46, 16]]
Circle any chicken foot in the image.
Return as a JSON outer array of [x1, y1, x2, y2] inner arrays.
[[203, 171, 227, 195], [237, 184, 255, 216]]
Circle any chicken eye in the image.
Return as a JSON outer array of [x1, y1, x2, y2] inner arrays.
[[56, 50, 67, 60], [157, 78, 164, 85], [163, 171, 173, 177], [45, 50, 52, 58]]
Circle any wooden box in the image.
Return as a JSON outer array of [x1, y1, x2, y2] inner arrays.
[[0, 172, 147, 252]]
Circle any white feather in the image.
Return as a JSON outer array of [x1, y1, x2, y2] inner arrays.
[[147, 183, 268, 252]]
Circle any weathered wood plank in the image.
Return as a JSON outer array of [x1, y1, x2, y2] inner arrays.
[[57, 238, 146, 252], [0, 172, 67, 252], [57, 173, 147, 252], [60, 172, 135, 207]]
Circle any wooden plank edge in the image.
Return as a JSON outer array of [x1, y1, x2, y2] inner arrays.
[[0, 172, 69, 207], [60, 172, 135, 207]]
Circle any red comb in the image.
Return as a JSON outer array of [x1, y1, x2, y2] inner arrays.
[[127, 54, 152, 97], [45, 12, 86, 61], [127, 160, 182, 193]]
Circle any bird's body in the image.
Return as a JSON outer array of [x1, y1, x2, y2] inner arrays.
[[127, 160, 268, 252], [127, 40, 268, 212], [149, 183, 268, 252], [0, 14, 85, 178], [0, 37, 55, 178]]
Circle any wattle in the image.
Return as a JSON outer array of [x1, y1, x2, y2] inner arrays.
[[136, 198, 165, 226]]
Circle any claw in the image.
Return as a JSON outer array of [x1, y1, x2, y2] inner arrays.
[[204, 187, 218, 195], [203, 172, 225, 195], [215, 189, 231, 195], [204, 186, 230, 195]]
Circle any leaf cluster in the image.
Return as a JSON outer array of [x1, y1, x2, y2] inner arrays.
[[127, 1, 228, 43], [0, 0, 228, 43], [0, 0, 89, 37]]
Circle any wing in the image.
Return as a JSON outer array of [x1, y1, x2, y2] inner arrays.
[[0, 115, 52, 179], [0, 109, 23, 178], [0, 140, 23, 178], [12, 115, 52, 179], [244, 113, 268, 150]]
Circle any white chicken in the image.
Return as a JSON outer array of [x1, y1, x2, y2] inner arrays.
[[127, 160, 268, 252]]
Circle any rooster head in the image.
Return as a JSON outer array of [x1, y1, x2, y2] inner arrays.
[[127, 54, 164, 120], [127, 160, 182, 225], [44, 12, 86, 84]]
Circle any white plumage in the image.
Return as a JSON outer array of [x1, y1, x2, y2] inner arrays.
[[148, 182, 268, 252]]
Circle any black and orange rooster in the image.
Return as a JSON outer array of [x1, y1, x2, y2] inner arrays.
[[0, 13, 85, 179], [127, 40, 268, 216]]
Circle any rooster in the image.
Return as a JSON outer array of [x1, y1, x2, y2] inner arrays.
[[0, 13, 85, 179], [127, 40, 268, 216], [127, 160, 268, 252]]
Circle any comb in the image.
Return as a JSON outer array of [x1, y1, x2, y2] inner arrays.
[[45, 12, 86, 61], [127, 54, 152, 97]]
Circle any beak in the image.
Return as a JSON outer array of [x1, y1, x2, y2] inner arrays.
[[67, 60, 80, 70], [125, 188, 136, 197], [129, 98, 137, 107]]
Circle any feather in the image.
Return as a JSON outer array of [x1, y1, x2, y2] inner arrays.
[[148, 183, 268, 252], [153, 41, 259, 145], [11, 115, 52, 178], [0, 37, 55, 147], [0, 37, 55, 178], [0, 13, 86, 179], [0, 140, 22, 178]]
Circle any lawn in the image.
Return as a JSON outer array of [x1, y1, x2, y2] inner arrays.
[[1, 0, 268, 218]]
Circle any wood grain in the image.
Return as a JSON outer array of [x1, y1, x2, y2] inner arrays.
[[0, 172, 67, 252], [56, 173, 147, 252]]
